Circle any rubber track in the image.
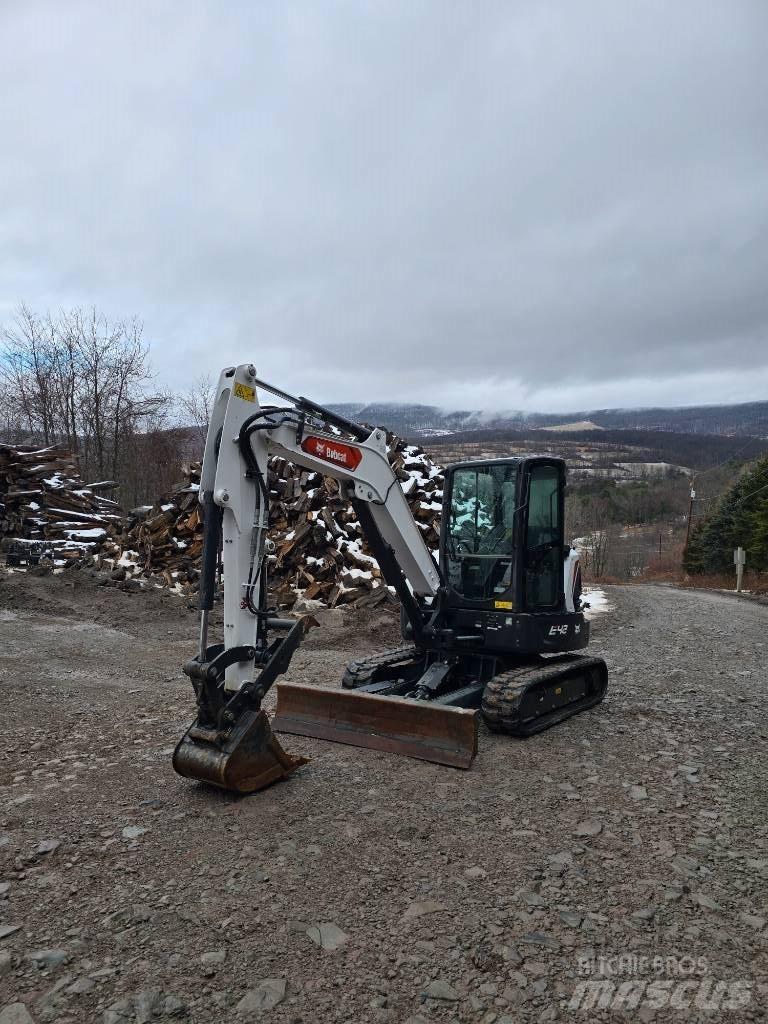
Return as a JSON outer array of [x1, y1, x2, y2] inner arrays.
[[481, 655, 607, 736], [344, 645, 422, 686]]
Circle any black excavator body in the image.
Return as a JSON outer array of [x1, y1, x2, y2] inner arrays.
[[275, 456, 607, 762]]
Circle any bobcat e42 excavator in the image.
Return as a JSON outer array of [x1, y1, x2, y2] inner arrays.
[[173, 364, 608, 793]]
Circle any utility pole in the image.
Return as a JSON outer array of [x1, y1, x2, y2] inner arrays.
[[684, 475, 696, 551], [734, 547, 746, 593]]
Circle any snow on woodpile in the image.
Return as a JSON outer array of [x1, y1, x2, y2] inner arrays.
[[0, 443, 121, 560], [99, 435, 445, 608]]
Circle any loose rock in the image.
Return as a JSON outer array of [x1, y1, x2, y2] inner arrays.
[[423, 979, 459, 1001], [305, 923, 349, 951], [402, 900, 447, 921], [574, 819, 603, 837], [236, 979, 286, 1012], [36, 840, 60, 856], [0, 1006, 35, 1024], [121, 826, 146, 840]]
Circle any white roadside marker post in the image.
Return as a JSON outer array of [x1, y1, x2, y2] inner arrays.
[[734, 546, 746, 593]]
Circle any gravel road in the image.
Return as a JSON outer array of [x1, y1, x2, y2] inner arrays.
[[0, 571, 766, 1023]]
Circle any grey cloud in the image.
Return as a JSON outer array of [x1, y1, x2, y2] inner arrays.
[[0, 0, 766, 411]]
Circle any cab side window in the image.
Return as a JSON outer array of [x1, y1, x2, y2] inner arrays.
[[524, 465, 561, 609]]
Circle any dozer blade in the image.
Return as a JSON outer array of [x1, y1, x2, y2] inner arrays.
[[272, 683, 478, 769], [173, 706, 309, 794]]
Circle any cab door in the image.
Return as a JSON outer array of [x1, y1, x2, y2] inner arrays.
[[441, 461, 520, 607], [522, 462, 564, 612]]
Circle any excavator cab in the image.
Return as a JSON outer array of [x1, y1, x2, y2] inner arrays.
[[399, 457, 582, 651], [443, 458, 565, 612]]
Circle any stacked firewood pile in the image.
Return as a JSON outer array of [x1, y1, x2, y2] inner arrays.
[[100, 436, 445, 608], [97, 465, 203, 589], [0, 443, 121, 560]]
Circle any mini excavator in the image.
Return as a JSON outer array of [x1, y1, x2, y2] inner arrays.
[[173, 364, 607, 793]]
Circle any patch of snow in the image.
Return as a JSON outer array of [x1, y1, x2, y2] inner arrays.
[[582, 587, 611, 618], [293, 595, 325, 611], [337, 537, 377, 567], [539, 420, 605, 433], [49, 508, 104, 521], [342, 567, 374, 581]]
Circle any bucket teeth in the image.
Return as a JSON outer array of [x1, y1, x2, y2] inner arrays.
[[173, 707, 308, 794], [273, 682, 478, 769]]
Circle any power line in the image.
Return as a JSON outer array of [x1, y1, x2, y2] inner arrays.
[[684, 440, 766, 538], [689, 479, 768, 519], [694, 436, 763, 478], [732, 480, 768, 507], [693, 493, 725, 505]]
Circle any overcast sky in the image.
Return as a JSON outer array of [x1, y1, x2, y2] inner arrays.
[[1, 1, 767, 413]]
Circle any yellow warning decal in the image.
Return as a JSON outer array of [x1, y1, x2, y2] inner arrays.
[[494, 600, 514, 610], [234, 381, 256, 403]]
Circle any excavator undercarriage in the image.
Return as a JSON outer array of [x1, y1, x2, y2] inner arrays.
[[274, 645, 607, 768], [172, 365, 608, 794]]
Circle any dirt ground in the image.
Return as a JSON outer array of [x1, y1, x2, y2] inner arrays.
[[0, 568, 766, 1023]]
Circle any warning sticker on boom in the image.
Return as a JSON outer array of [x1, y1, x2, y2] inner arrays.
[[233, 381, 256, 403]]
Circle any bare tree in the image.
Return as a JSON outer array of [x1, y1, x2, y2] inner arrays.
[[177, 373, 215, 455], [117, 403, 184, 508], [1, 303, 177, 503], [0, 375, 24, 443], [0, 304, 57, 442], [569, 495, 613, 580]]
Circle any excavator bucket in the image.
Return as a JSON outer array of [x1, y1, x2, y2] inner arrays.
[[272, 683, 478, 769], [173, 706, 309, 794]]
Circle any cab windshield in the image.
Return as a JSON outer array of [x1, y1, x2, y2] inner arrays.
[[445, 464, 519, 601]]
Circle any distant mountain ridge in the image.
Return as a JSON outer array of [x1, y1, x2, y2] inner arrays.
[[327, 400, 768, 439]]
